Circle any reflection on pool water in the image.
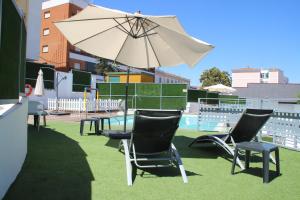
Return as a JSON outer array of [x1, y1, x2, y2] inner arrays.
[[109, 114, 219, 131]]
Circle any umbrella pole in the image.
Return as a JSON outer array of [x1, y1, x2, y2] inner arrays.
[[124, 67, 130, 132]]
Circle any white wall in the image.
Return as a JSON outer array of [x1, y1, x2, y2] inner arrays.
[[0, 97, 28, 199], [25, 0, 43, 60], [29, 71, 104, 109]]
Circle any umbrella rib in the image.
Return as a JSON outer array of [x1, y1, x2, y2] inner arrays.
[[113, 18, 132, 35], [116, 26, 131, 35], [56, 16, 131, 23], [125, 15, 134, 36], [135, 18, 146, 36], [129, 18, 139, 37], [137, 25, 160, 38], [114, 33, 131, 63], [137, 32, 158, 38], [141, 23, 161, 67], [74, 17, 135, 45]]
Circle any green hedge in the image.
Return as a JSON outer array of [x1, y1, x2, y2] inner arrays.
[[187, 90, 207, 102], [111, 83, 135, 95], [72, 70, 91, 92], [162, 84, 187, 96], [26, 62, 55, 89], [0, 0, 26, 99], [206, 92, 219, 104], [96, 83, 187, 110], [187, 90, 220, 104], [136, 84, 160, 96]]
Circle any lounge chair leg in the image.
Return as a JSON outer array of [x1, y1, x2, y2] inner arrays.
[[230, 149, 245, 170], [122, 139, 133, 186], [171, 144, 188, 183]]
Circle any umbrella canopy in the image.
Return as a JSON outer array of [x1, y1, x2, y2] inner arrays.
[[204, 84, 236, 94], [55, 5, 214, 131], [54, 5, 213, 68], [34, 69, 45, 96]]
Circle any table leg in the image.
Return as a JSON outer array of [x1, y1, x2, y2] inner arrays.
[[245, 150, 250, 169], [80, 120, 84, 136], [275, 149, 280, 175], [43, 115, 47, 126], [95, 120, 98, 135], [263, 151, 270, 183], [90, 121, 93, 131], [37, 116, 40, 132], [101, 119, 104, 132], [33, 115, 38, 127]]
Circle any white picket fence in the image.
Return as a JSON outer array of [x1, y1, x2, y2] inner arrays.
[[48, 98, 120, 112]]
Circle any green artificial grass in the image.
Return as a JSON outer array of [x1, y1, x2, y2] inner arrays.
[[4, 121, 300, 200]]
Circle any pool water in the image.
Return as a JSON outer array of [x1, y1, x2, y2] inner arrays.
[[108, 114, 218, 131]]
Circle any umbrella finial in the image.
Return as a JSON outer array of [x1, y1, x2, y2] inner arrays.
[[135, 10, 142, 15]]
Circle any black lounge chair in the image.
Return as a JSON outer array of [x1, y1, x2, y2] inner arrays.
[[189, 108, 273, 169], [120, 110, 188, 186]]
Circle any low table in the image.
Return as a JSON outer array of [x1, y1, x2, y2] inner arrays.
[[231, 141, 280, 183], [80, 118, 100, 135], [92, 116, 111, 133]]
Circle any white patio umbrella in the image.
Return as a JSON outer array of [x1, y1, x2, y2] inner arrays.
[[54, 5, 214, 131], [204, 84, 236, 94], [34, 69, 45, 96]]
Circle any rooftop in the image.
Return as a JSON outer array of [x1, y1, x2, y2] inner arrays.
[[155, 69, 190, 82], [232, 67, 283, 73], [3, 121, 300, 200]]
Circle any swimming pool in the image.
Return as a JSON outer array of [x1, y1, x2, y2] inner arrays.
[[108, 114, 219, 131]]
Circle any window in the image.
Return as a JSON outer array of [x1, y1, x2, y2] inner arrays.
[[260, 72, 269, 79], [44, 11, 50, 19], [74, 63, 80, 70], [42, 45, 48, 53], [159, 77, 162, 83], [43, 28, 50, 36]]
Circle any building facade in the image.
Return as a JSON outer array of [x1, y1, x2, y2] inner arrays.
[[232, 67, 288, 88], [39, 0, 97, 72], [155, 69, 190, 85], [16, 0, 43, 60], [106, 72, 154, 83]]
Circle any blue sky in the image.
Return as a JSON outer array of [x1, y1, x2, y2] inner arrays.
[[94, 0, 300, 86]]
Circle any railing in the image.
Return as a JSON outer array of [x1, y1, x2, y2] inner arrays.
[[198, 98, 300, 151], [48, 98, 120, 112]]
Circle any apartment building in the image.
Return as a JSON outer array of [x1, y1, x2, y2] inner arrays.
[[155, 69, 190, 85], [232, 67, 288, 88], [39, 0, 97, 72]]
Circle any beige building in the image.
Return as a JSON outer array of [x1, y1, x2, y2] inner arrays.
[[232, 67, 288, 88]]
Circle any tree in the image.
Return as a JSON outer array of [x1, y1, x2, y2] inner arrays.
[[95, 58, 120, 75], [200, 67, 231, 87]]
